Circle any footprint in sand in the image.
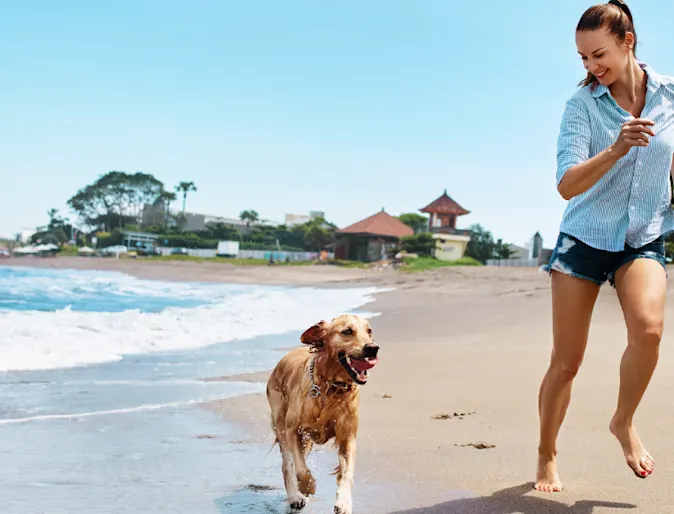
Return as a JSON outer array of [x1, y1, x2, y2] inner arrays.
[[456, 442, 496, 450], [432, 411, 475, 420]]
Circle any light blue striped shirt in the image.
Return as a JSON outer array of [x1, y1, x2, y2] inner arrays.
[[556, 62, 674, 252]]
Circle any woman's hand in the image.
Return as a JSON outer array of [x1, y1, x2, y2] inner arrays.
[[611, 118, 655, 157]]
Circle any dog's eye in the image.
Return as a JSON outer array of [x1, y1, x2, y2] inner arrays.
[[367, 328, 372, 334], [341, 328, 353, 336]]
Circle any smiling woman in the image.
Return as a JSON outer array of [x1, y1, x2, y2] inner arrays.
[[576, 0, 638, 90], [536, 0, 674, 495]]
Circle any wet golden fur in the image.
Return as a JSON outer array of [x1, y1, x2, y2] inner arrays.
[[266, 314, 377, 513]]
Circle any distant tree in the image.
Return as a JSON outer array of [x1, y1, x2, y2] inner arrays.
[[197, 222, 240, 241], [158, 190, 177, 227], [239, 209, 260, 225], [30, 208, 74, 245], [68, 171, 164, 230], [239, 209, 260, 236], [397, 213, 428, 232], [465, 224, 498, 264], [400, 233, 435, 256], [175, 181, 197, 214], [47, 208, 60, 226], [304, 224, 332, 252], [495, 242, 515, 260]]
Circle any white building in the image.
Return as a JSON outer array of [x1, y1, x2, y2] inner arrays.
[[285, 211, 326, 227], [183, 212, 277, 233]]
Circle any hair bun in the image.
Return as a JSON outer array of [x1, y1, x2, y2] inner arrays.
[[608, 0, 633, 22]]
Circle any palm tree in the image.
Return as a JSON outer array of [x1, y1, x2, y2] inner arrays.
[[175, 181, 197, 214], [239, 210, 260, 236], [158, 190, 177, 227]]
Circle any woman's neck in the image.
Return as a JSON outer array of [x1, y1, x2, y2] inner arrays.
[[610, 57, 646, 104]]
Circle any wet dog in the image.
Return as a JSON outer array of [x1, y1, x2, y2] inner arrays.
[[266, 314, 379, 513]]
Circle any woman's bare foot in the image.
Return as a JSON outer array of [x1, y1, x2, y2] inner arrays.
[[534, 453, 563, 492], [610, 417, 655, 478]]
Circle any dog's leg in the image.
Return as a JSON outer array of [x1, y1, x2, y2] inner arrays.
[[269, 390, 305, 510], [279, 428, 306, 510], [334, 436, 356, 514], [290, 431, 316, 497]]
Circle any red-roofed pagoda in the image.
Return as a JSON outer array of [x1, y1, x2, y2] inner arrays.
[[419, 190, 472, 261], [419, 189, 470, 232]]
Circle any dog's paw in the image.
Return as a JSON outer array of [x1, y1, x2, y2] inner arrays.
[[297, 472, 316, 496], [288, 492, 307, 510], [334, 499, 352, 514]]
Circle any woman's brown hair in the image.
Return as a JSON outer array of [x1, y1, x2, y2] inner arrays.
[[576, 0, 636, 89]]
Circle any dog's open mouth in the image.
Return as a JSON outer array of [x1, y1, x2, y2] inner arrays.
[[338, 351, 379, 385]]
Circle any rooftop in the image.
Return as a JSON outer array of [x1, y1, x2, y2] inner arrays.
[[337, 210, 414, 238], [420, 189, 470, 216]]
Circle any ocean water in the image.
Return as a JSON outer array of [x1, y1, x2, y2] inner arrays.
[[0, 265, 420, 513]]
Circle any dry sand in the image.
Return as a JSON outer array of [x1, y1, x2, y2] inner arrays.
[[6, 256, 674, 512]]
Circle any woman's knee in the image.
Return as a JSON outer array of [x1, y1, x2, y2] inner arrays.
[[628, 315, 664, 350], [549, 353, 583, 382]]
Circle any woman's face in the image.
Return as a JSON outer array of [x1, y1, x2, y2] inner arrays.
[[576, 27, 634, 87]]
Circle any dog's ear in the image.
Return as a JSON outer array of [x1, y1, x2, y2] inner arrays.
[[301, 321, 327, 347]]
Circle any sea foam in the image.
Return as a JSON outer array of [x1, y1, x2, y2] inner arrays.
[[0, 266, 381, 372]]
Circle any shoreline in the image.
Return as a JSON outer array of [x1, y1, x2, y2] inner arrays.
[[0, 256, 389, 287]]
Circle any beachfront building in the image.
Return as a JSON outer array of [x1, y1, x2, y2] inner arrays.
[[419, 189, 472, 261], [334, 209, 413, 262], [285, 211, 326, 227], [182, 212, 276, 235]]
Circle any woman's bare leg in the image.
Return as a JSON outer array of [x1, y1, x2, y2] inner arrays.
[[535, 271, 600, 492], [610, 258, 666, 478]]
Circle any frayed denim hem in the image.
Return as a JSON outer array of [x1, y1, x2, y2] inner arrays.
[[540, 261, 605, 286], [607, 252, 668, 287]]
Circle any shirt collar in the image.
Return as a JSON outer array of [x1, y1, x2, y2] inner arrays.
[[590, 61, 662, 98]]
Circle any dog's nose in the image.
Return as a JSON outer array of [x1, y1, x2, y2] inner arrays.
[[363, 344, 379, 358]]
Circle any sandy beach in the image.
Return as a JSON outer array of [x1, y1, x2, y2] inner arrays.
[[5, 256, 674, 513]]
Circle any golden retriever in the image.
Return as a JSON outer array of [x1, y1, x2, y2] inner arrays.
[[266, 314, 379, 513]]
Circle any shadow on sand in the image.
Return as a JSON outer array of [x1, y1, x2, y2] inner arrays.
[[214, 482, 637, 514], [390, 483, 637, 514]]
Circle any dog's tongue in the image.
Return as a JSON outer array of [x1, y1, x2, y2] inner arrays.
[[351, 357, 378, 371]]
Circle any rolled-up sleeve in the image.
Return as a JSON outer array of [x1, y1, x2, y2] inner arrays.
[[556, 96, 591, 186]]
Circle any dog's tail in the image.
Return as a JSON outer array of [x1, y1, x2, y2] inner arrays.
[[266, 412, 279, 457], [265, 436, 279, 457]]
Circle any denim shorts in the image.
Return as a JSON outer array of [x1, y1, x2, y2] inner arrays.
[[541, 232, 667, 287]]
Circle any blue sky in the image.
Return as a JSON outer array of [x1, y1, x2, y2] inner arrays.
[[3, 1, 674, 248]]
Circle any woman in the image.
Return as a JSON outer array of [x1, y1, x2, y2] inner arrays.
[[536, 0, 674, 492]]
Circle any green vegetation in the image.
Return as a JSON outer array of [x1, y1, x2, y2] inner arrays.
[[139, 254, 369, 268], [400, 256, 482, 273], [27, 171, 516, 271], [149, 255, 312, 266], [398, 224, 512, 265], [400, 233, 435, 256], [396, 212, 428, 232], [465, 224, 514, 263], [29, 170, 341, 254]]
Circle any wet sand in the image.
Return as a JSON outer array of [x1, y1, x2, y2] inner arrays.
[[7, 256, 674, 512]]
